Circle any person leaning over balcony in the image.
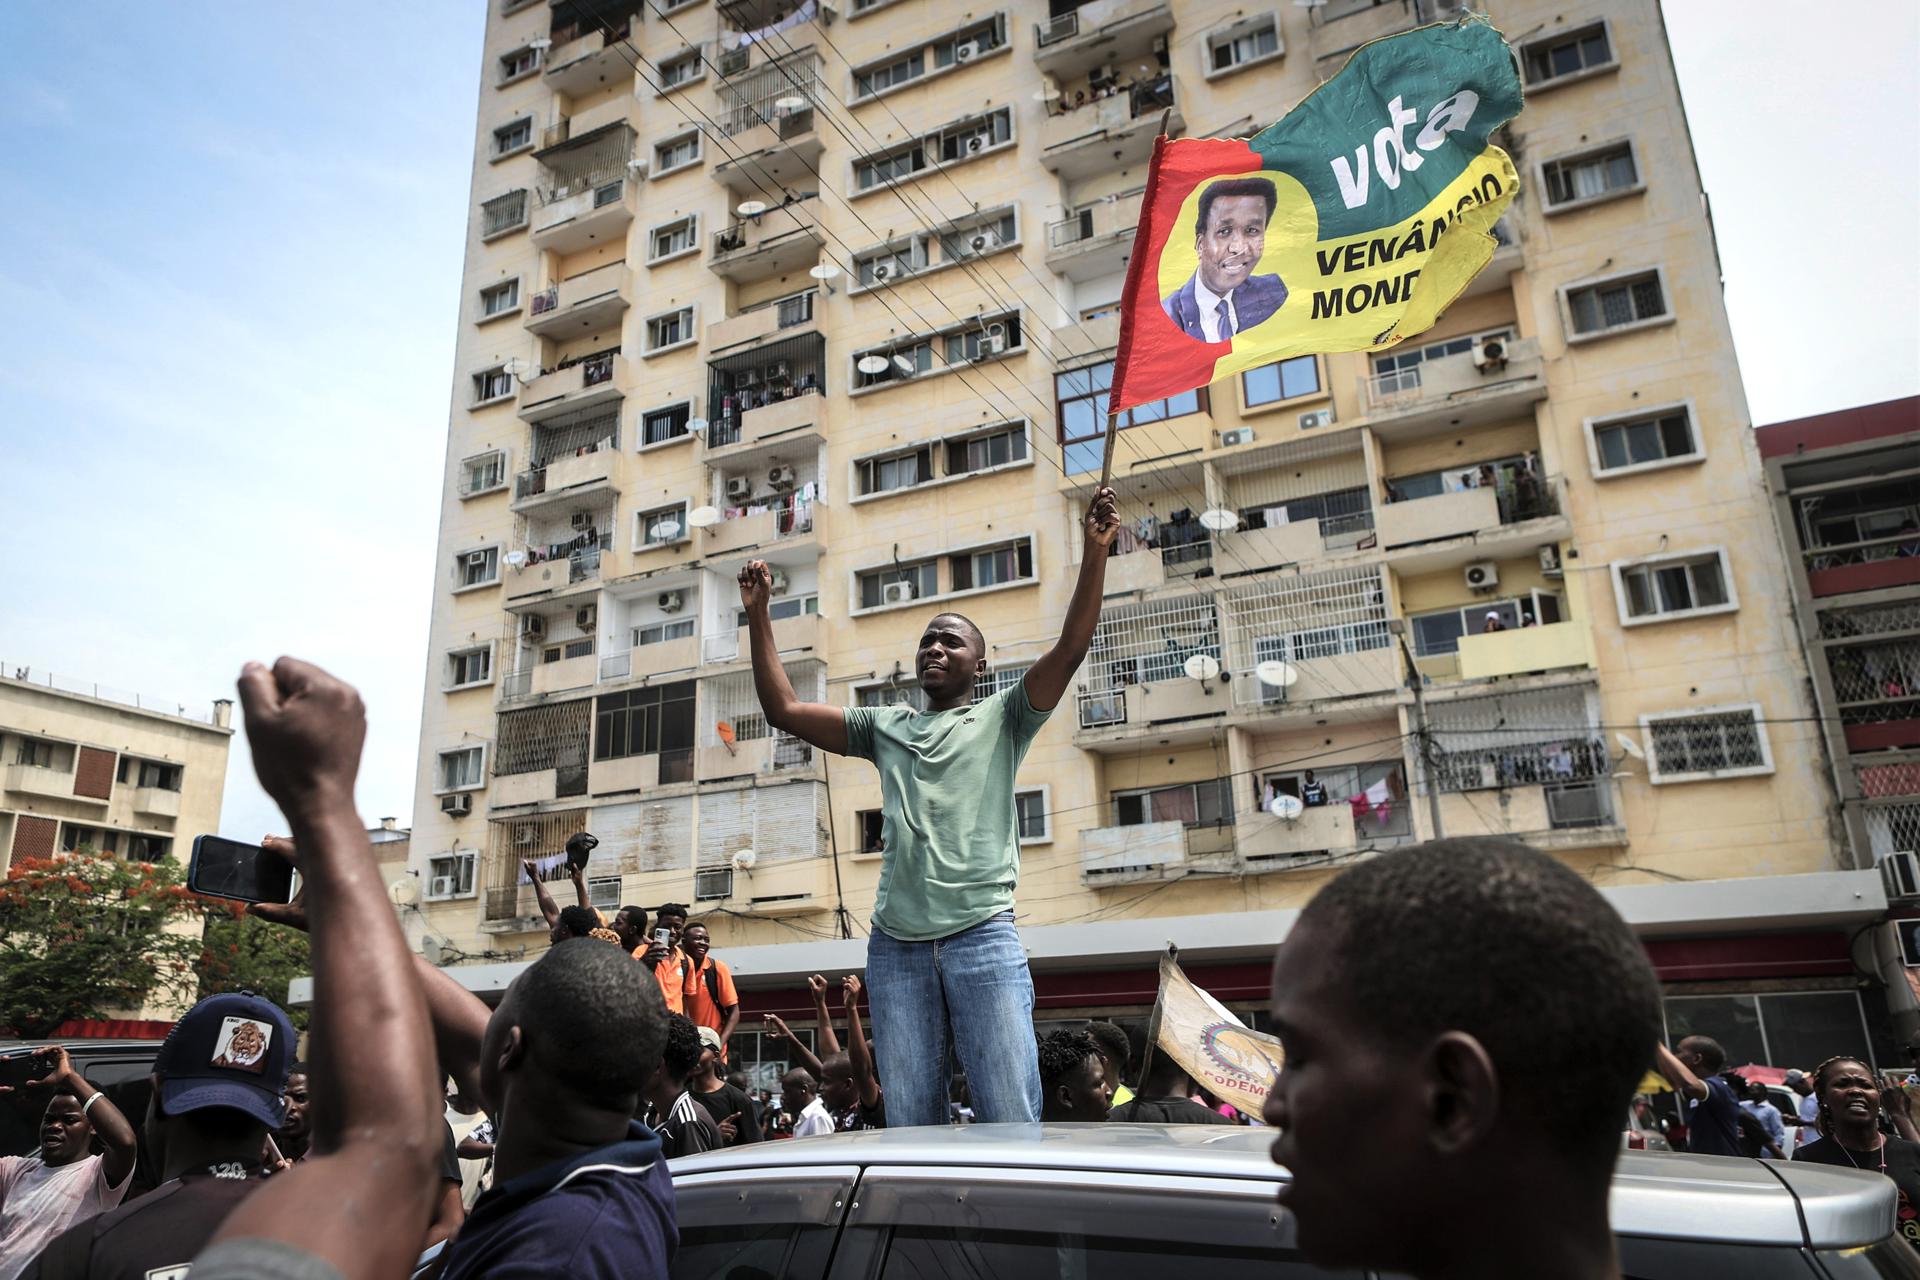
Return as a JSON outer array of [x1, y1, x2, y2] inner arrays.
[[737, 485, 1120, 1126]]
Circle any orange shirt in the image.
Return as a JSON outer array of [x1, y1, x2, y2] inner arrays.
[[652, 945, 686, 1015], [681, 953, 739, 1034]]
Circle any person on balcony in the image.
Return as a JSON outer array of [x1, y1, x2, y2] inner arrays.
[[735, 486, 1119, 1127]]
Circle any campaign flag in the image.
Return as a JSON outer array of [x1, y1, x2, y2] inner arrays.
[[1147, 953, 1285, 1115], [1109, 17, 1523, 414]]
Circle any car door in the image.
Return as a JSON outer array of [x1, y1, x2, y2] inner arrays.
[[824, 1165, 1364, 1279], [671, 1164, 858, 1280]]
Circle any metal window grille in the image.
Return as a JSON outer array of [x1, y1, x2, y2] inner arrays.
[[973, 665, 1031, 703], [1079, 594, 1221, 726], [535, 128, 634, 206], [857, 681, 927, 711], [482, 191, 528, 236], [526, 405, 619, 473], [717, 50, 822, 136], [493, 699, 592, 778], [482, 809, 589, 920], [708, 332, 826, 432], [1428, 687, 1603, 793], [1857, 758, 1920, 800], [1820, 600, 1920, 641], [1221, 566, 1390, 706], [1646, 710, 1767, 778], [1828, 637, 1920, 707], [703, 662, 823, 769]]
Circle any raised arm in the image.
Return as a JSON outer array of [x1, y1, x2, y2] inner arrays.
[[842, 976, 881, 1108], [808, 974, 841, 1057], [523, 859, 561, 929], [1024, 487, 1119, 712], [762, 1013, 823, 1079], [565, 863, 595, 917], [1653, 1043, 1708, 1103], [740, 560, 848, 753], [207, 659, 442, 1280], [0, 1047, 139, 1187]]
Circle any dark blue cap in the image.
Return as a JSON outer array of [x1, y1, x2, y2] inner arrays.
[[153, 992, 295, 1129]]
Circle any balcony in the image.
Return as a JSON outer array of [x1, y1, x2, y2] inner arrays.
[[1309, 0, 1459, 68], [1460, 214, 1524, 300], [1076, 677, 1228, 738], [695, 733, 819, 785], [531, 175, 637, 255], [1212, 519, 1337, 574], [587, 749, 694, 797], [701, 611, 829, 666], [706, 389, 823, 460], [1045, 188, 1144, 283], [708, 291, 817, 352], [1360, 337, 1546, 436], [1377, 487, 1499, 550], [1455, 621, 1595, 683], [1804, 533, 1920, 599], [701, 492, 820, 559], [2, 764, 87, 803], [598, 634, 700, 683], [1228, 644, 1401, 708], [511, 448, 618, 514], [1079, 820, 1235, 886], [544, 14, 638, 97], [1033, 1, 1175, 80], [524, 263, 631, 338], [518, 351, 626, 420], [1039, 76, 1180, 182], [1237, 803, 1358, 864], [131, 786, 182, 819], [711, 110, 824, 197], [501, 651, 599, 703], [1435, 781, 1625, 852], [1095, 540, 1215, 595], [708, 197, 825, 284]]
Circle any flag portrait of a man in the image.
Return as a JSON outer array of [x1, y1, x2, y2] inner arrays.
[[1159, 176, 1288, 343]]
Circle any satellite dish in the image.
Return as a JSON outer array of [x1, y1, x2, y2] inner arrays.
[[1268, 794, 1305, 821], [732, 848, 758, 871], [774, 95, 808, 112], [1183, 653, 1222, 682], [808, 261, 841, 280], [1198, 508, 1241, 533], [687, 416, 709, 436], [1031, 87, 1060, 100], [389, 877, 419, 906], [1255, 659, 1298, 688], [627, 157, 648, 170], [422, 937, 444, 966], [891, 354, 917, 374], [687, 505, 722, 528], [856, 354, 891, 375], [1615, 732, 1645, 761], [504, 549, 529, 568], [736, 199, 768, 216], [649, 519, 682, 541]]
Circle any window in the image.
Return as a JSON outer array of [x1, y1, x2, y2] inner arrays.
[[633, 618, 696, 646], [654, 132, 701, 174], [1614, 550, 1735, 625], [950, 540, 1033, 591], [856, 809, 885, 853], [933, 113, 1013, 168], [658, 49, 702, 89], [137, 761, 180, 790], [947, 424, 1027, 476], [15, 738, 57, 768], [1410, 592, 1563, 656], [642, 401, 692, 446], [859, 561, 938, 610], [1016, 789, 1050, 843], [851, 17, 1002, 100], [460, 450, 508, 497], [732, 595, 818, 628], [1208, 18, 1280, 74], [1589, 405, 1701, 476], [481, 190, 528, 238], [855, 50, 925, 98], [479, 279, 520, 319], [438, 746, 486, 792], [1114, 779, 1234, 828], [973, 665, 1031, 703], [857, 446, 933, 496], [454, 546, 500, 590], [594, 682, 696, 764], [1241, 355, 1321, 407], [426, 853, 476, 899], [1664, 992, 1871, 1080], [1566, 270, 1668, 338], [855, 237, 928, 284], [856, 145, 927, 192], [1371, 328, 1511, 378], [638, 503, 688, 547], [61, 825, 118, 855], [473, 366, 513, 404], [1543, 141, 1639, 210], [447, 646, 492, 689], [492, 117, 533, 157], [649, 215, 698, 262], [937, 207, 1016, 260], [127, 834, 171, 861], [1645, 706, 1772, 783], [499, 45, 542, 84], [1056, 359, 1206, 475], [646, 307, 695, 353], [1522, 22, 1615, 87]]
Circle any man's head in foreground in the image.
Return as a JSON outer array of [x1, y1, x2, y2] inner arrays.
[[915, 613, 986, 703], [1263, 838, 1660, 1275], [479, 938, 667, 1129], [818, 1052, 858, 1113], [1038, 1029, 1112, 1122]]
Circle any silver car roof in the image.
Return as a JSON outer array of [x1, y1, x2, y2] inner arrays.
[[671, 1124, 1897, 1250]]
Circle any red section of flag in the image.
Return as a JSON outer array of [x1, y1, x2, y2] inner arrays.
[[1110, 136, 1262, 414]]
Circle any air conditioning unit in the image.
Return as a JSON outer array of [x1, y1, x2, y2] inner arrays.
[[968, 228, 1000, 252], [871, 263, 895, 282], [955, 40, 981, 62], [1463, 561, 1499, 591], [768, 464, 797, 489], [521, 614, 547, 639], [1298, 409, 1335, 430], [1472, 336, 1509, 371], [658, 590, 686, 613], [768, 359, 792, 383], [575, 605, 596, 629], [882, 581, 917, 605], [964, 133, 988, 155], [768, 567, 790, 594], [570, 511, 593, 530], [440, 794, 472, 817], [430, 875, 457, 898], [1220, 428, 1255, 447], [984, 321, 1008, 348], [725, 475, 754, 501], [694, 866, 734, 901], [1884, 851, 1920, 904], [1538, 544, 1564, 577]]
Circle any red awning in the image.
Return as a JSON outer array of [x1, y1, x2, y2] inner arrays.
[[50, 1019, 174, 1040]]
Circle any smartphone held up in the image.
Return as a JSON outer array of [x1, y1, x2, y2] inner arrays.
[[188, 835, 297, 906]]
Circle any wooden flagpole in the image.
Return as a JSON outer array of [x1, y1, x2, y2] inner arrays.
[[1134, 942, 1178, 1096], [1101, 108, 1174, 494]]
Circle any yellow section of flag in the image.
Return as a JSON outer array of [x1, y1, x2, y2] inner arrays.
[[1150, 953, 1285, 1115]]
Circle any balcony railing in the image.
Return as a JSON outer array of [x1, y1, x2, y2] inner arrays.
[[530, 286, 559, 316]]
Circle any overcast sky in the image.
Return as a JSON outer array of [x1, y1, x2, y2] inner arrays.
[[0, 2, 1914, 844]]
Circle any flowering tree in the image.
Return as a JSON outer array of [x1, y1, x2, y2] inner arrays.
[[196, 913, 312, 1032], [0, 850, 214, 1037]]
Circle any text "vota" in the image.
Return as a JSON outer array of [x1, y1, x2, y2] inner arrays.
[[1329, 91, 1481, 210]]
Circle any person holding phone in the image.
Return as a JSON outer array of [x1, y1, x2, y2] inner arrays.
[[645, 904, 690, 1016], [0, 1048, 138, 1280]]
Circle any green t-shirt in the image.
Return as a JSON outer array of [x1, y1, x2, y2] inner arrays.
[[843, 680, 1051, 942]]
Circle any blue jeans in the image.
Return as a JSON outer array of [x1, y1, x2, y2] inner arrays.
[[866, 911, 1041, 1126]]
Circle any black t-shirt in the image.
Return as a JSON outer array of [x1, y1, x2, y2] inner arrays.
[[1685, 1074, 1743, 1157], [690, 1083, 760, 1145], [1108, 1096, 1237, 1125], [439, 1120, 462, 1183], [1795, 1136, 1920, 1250], [833, 1096, 886, 1132], [24, 1167, 264, 1280], [650, 1094, 722, 1159]]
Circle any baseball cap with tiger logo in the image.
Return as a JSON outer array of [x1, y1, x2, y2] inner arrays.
[[152, 991, 295, 1128]]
